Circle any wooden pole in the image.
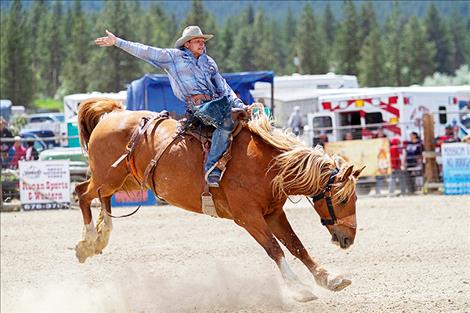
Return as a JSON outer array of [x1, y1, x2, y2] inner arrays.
[[422, 113, 439, 183]]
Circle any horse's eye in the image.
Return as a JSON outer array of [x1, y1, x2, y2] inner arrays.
[[341, 198, 348, 205]]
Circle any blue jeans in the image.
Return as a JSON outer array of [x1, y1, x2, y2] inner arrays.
[[189, 96, 233, 176], [389, 169, 406, 195]]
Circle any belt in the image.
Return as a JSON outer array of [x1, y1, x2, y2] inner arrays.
[[187, 94, 213, 106]]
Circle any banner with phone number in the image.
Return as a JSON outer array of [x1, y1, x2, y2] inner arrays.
[[18, 160, 70, 210], [442, 143, 470, 195]]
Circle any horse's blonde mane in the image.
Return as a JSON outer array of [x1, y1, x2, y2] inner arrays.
[[247, 106, 356, 202]]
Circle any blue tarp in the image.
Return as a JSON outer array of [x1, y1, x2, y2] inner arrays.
[[126, 71, 273, 116]]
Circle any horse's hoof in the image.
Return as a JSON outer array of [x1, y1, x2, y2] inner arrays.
[[292, 288, 318, 302], [327, 275, 351, 291], [75, 240, 94, 263], [286, 282, 318, 302]]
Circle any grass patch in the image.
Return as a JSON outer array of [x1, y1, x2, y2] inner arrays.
[[33, 98, 63, 112]]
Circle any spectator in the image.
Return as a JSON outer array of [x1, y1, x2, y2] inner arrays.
[[462, 134, 470, 144], [374, 128, 386, 139], [404, 132, 423, 194], [25, 141, 39, 161], [287, 106, 304, 136], [443, 124, 459, 143], [317, 132, 329, 147], [388, 137, 406, 196], [7, 136, 26, 169], [1, 117, 13, 163], [343, 132, 353, 140]]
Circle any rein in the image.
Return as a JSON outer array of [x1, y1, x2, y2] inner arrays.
[[307, 168, 356, 229]]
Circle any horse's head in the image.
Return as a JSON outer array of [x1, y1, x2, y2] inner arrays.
[[309, 155, 365, 249]]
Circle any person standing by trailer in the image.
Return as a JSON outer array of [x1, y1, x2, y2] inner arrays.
[[388, 137, 406, 196], [404, 132, 423, 194], [287, 106, 304, 136]]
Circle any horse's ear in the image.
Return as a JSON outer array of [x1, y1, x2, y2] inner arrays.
[[337, 165, 354, 182], [353, 165, 366, 178]]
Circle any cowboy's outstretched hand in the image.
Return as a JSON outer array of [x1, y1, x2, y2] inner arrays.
[[95, 30, 116, 47]]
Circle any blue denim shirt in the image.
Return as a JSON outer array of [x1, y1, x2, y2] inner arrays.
[[115, 38, 243, 108]]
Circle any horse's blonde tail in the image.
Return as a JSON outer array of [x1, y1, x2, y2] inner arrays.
[[77, 98, 124, 152]]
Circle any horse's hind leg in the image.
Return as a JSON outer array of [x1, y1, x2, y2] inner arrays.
[[232, 210, 317, 302], [75, 179, 99, 263], [265, 210, 351, 292], [94, 195, 112, 254]]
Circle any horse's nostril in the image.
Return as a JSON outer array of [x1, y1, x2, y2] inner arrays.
[[343, 237, 351, 246], [332, 233, 338, 242]]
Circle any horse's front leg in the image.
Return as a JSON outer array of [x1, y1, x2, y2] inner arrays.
[[265, 210, 351, 292], [233, 212, 317, 302]]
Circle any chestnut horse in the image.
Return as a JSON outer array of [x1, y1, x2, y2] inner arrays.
[[75, 98, 363, 302]]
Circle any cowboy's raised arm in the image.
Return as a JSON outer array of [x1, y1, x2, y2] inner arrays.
[[95, 30, 174, 70]]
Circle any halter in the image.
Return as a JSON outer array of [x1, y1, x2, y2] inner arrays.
[[310, 168, 339, 226], [308, 168, 357, 229]]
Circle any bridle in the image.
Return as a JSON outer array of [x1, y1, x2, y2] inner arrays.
[[307, 168, 357, 229]]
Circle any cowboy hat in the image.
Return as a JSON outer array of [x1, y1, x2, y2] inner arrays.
[[174, 26, 213, 48]]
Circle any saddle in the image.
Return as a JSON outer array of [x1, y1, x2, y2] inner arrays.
[[112, 107, 251, 217]]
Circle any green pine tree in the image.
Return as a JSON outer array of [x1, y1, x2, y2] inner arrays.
[[87, 1, 142, 92], [295, 4, 327, 74], [61, 0, 92, 94], [425, 4, 455, 74], [182, 0, 210, 31], [447, 11, 469, 72], [358, 1, 377, 46], [50, 1, 66, 97], [252, 11, 278, 72], [228, 27, 256, 71], [322, 3, 336, 44], [383, 3, 405, 86], [401, 16, 436, 85], [358, 28, 386, 86], [217, 18, 236, 71], [0, 0, 34, 106], [282, 7, 298, 74], [333, 1, 360, 75]]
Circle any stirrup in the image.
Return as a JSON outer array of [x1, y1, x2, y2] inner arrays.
[[206, 174, 220, 188]]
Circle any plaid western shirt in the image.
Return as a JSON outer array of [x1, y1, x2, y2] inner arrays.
[[115, 38, 243, 108]]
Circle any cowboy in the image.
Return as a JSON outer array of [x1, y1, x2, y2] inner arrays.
[[95, 26, 247, 187]]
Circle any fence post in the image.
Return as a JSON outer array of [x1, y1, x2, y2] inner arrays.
[[422, 113, 439, 190]]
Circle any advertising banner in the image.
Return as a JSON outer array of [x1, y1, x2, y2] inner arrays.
[[442, 143, 470, 195], [111, 190, 157, 207], [325, 138, 391, 176], [18, 160, 70, 210]]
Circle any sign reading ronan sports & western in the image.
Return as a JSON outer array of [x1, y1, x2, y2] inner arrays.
[[441, 143, 470, 195], [18, 160, 71, 210]]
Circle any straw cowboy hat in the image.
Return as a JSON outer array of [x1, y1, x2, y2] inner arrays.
[[174, 26, 213, 48]]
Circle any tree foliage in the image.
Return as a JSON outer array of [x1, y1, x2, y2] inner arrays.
[[1, 0, 469, 107]]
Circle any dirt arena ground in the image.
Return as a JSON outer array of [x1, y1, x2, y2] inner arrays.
[[1, 194, 469, 313]]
